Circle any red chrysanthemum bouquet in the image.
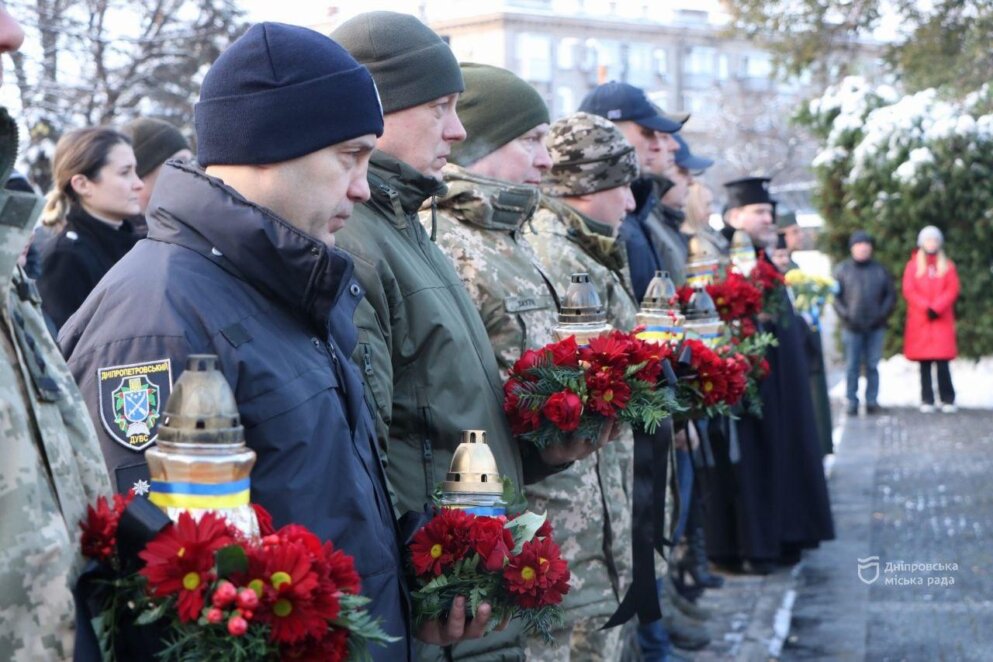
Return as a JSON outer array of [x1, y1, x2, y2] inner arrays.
[[749, 253, 787, 318], [700, 271, 778, 417], [658, 338, 749, 420], [408, 508, 569, 641], [503, 331, 681, 448], [79, 497, 396, 661]]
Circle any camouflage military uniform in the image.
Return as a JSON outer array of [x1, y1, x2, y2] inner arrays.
[[426, 166, 628, 661], [0, 109, 112, 660]]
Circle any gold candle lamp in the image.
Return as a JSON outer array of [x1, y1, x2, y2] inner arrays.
[[553, 272, 612, 345], [682, 287, 725, 348], [439, 429, 507, 516], [729, 230, 758, 276], [686, 235, 722, 287], [636, 270, 685, 344], [145, 355, 260, 538]]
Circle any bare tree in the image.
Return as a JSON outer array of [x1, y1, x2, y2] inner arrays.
[[8, 0, 247, 190]]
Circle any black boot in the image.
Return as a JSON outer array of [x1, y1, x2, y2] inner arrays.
[[679, 523, 725, 589]]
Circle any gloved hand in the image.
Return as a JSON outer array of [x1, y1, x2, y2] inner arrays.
[[927, 307, 939, 320]]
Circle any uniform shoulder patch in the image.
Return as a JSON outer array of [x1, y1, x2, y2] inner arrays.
[[97, 359, 173, 451]]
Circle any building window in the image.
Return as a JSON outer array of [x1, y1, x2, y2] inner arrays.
[[557, 37, 578, 70], [517, 33, 552, 82], [556, 85, 576, 115], [654, 48, 668, 78], [717, 53, 729, 80], [740, 52, 772, 79], [684, 46, 716, 77], [626, 42, 655, 88]]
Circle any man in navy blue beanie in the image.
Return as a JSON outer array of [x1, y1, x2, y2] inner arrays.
[[61, 22, 414, 660]]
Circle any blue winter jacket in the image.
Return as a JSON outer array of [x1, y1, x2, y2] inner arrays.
[[60, 162, 411, 659]]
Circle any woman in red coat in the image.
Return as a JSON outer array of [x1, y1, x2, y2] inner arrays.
[[902, 225, 960, 413]]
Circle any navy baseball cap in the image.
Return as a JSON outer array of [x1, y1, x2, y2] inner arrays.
[[674, 133, 713, 172], [579, 81, 683, 133]]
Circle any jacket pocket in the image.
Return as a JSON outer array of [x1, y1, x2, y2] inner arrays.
[[237, 366, 338, 427]]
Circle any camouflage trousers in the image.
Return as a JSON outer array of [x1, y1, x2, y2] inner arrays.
[[523, 616, 623, 661]]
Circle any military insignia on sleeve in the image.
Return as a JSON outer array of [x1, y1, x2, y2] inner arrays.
[[97, 359, 172, 451]]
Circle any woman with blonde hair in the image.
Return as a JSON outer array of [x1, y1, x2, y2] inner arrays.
[[37, 127, 143, 330], [901, 225, 960, 412], [682, 180, 729, 256]]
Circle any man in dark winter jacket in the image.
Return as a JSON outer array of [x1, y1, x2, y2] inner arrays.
[[833, 230, 896, 415], [60, 23, 412, 659]]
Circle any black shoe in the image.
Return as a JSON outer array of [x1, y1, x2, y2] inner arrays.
[[676, 525, 725, 590], [866, 404, 886, 415], [741, 559, 775, 575], [846, 402, 858, 415]]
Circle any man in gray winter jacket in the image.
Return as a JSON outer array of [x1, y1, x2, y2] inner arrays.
[[833, 230, 896, 415]]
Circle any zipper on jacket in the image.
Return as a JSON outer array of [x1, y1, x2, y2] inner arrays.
[[361, 343, 374, 376]]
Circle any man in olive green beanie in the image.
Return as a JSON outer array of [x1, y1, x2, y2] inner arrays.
[[122, 117, 192, 215], [450, 62, 550, 173], [332, 14, 597, 662], [434, 66, 633, 662]]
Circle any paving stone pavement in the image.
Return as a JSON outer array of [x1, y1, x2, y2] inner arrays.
[[784, 407, 993, 661]]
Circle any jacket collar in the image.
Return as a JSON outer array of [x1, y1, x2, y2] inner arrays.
[[435, 165, 540, 233], [145, 162, 355, 336], [366, 151, 446, 225], [540, 197, 626, 274]]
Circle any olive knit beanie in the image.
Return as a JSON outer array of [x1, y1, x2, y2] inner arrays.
[[195, 22, 383, 166], [450, 63, 550, 166], [332, 11, 464, 114], [124, 118, 190, 178]]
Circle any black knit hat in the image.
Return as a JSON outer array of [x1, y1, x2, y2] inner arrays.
[[123, 118, 190, 178], [195, 22, 383, 167], [849, 230, 873, 247], [332, 11, 464, 114], [451, 63, 550, 166]]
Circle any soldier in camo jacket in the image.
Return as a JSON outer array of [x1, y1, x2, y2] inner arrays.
[[0, 6, 113, 660], [426, 70, 630, 661], [526, 111, 681, 658]]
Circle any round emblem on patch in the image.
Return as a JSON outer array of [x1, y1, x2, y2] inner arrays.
[[97, 359, 172, 451]]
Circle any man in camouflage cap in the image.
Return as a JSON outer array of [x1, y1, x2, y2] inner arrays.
[[428, 69, 625, 661], [526, 111, 649, 658], [0, 5, 113, 659]]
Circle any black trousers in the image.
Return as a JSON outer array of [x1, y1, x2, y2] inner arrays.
[[919, 360, 955, 405]]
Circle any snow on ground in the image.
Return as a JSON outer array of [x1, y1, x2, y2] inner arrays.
[[829, 355, 993, 409]]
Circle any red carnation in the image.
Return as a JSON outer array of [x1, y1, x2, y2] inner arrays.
[[503, 536, 571, 609], [548, 336, 580, 367], [469, 516, 515, 572], [80, 492, 133, 562], [276, 524, 323, 556], [541, 390, 583, 432], [675, 285, 694, 308], [320, 541, 361, 595], [512, 348, 545, 376], [139, 512, 235, 622], [253, 504, 276, 537], [409, 508, 473, 577], [283, 628, 349, 662]]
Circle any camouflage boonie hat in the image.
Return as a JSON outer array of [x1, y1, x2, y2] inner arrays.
[[542, 111, 640, 197]]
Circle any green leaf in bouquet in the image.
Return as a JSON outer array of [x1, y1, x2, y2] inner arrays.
[[505, 511, 547, 553], [134, 598, 172, 626], [515, 605, 567, 643], [214, 544, 248, 578]]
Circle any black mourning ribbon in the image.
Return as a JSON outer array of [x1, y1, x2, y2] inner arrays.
[[73, 498, 173, 661], [603, 358, 677, 628]]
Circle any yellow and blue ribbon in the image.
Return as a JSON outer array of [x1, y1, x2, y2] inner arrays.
[[149, 478, 250, 509]]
